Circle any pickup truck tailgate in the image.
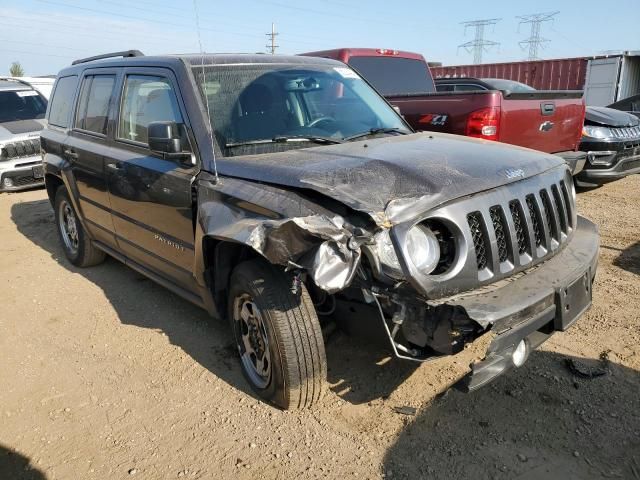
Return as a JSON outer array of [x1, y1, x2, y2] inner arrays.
[[499, 92, 585, 154]]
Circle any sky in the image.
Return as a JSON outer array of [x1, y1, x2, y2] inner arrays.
[[1, 0, 639, 76]]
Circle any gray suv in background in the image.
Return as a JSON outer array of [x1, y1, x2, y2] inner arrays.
[[0, 78, 48, 192]]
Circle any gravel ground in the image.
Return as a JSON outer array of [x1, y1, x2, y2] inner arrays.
[[0, 176, 638, 480]]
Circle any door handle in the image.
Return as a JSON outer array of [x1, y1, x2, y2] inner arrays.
[[63, 148, 78, 160], [541, 103, 555, 116], [106, 162, 123, 170]]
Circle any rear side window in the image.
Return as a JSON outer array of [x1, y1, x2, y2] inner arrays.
[[75, 75, 116, 135], [48, 76, 77, 127], [118, 75, 182, 145], [348, 56, 436, 95]]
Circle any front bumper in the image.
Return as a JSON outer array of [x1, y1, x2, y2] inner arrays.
[[0, 157, 45, 192], [575, 145, 640, 185], [455, 215, 599, 390]]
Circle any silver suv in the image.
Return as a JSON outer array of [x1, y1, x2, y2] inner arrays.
[[0, 78, 48, 192]]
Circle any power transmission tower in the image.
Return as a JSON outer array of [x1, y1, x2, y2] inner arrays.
[[459, 18, 501, 64], [266, 22, 279, 55], [517, 11, 559, 60]]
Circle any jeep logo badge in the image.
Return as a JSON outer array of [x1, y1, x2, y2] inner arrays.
[[504, 168, 525, 179]]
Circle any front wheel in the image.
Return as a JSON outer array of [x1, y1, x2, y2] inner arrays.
[[228, 260, 326, 409]]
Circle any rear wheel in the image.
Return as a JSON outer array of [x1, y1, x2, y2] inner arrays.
[[228, 260, 326, 409], [54, 186, 105, 267]]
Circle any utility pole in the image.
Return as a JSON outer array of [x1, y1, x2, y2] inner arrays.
[[517, 11, 559, 61], [266, 22, 279, 55], [459, 18, 501, 64]]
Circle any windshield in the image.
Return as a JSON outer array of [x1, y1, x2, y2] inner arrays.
[[192, 63, 410, 156], [481, 78, 536, 93], [348, 56, 435, 95], [0, 89, 47, 123]]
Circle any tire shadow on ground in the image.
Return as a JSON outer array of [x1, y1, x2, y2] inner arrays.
[[382, 351, 640, 480], [11, 198, 418, 407], [613, 241, 640, 275], [0, 444, 47, 480]]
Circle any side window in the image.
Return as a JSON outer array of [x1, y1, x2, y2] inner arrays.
[[75, 75, 115, 135], [436, 84, 454, 92], [118, 75, 183, 145], [48, 76, 78, 128], [455, 84, 485, 92]]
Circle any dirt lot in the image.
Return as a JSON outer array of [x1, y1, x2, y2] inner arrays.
[[1, 176, 639, 480]]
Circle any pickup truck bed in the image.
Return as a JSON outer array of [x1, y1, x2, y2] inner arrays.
[[390, 89, 585, 155]]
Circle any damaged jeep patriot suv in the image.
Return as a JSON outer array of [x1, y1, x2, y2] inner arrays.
[[42, 51, 599, 409]]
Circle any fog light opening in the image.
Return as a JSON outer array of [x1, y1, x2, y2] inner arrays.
[[3, 177, 13, 188], [512, 339, 529, 368]]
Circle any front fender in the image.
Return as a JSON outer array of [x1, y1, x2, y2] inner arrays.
[[194, 173, 363, 293]]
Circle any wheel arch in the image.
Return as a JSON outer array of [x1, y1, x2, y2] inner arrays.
[[45, 173, 64, 206], [202, 237, 262, 315]]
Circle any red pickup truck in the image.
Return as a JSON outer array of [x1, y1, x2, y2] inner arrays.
[[301, 48, 586, 173]]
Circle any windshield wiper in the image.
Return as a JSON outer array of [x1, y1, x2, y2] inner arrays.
[[226, 135, 343, 148], [343, 127, 409, 142]]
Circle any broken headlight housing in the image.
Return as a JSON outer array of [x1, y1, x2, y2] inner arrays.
[[406, 224, 441, 274], [374, 229, 403, 278], [374, 225, 441, 278]]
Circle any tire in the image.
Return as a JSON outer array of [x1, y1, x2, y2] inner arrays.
[[54, 186, 105, 267], [228, 260, 327, 409]]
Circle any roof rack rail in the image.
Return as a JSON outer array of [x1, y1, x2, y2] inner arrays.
[[0, 76, 40, 90], [72, 50, 144, 66]]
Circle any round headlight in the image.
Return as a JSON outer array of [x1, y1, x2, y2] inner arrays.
[[406, 225, 440, 274]]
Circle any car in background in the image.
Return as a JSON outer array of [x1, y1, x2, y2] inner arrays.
[[301, 49, 587, 175], [0, 77, 48, 192], [14, 76, 56, 99], [575, 106, 640, 187]]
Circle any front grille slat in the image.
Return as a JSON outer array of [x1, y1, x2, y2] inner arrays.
[[489, 205, 509, 263], [525, 195, 544, 249], [551, 184, 569, 235], [539, 189, 555, 242], [560, 180, 573, 229], [467, 212, 488, 271], [509, 200, 530, 256]]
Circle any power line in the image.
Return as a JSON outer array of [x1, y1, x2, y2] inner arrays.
[[517, 11, 559, 61], [266, 23, 279, 54], [458, 18, 501, 64]]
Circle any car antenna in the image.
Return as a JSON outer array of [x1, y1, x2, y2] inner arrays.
[[193, 0, 219, 184]]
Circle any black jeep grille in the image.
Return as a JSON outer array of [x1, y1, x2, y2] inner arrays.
[[465, 179, 574, 277]]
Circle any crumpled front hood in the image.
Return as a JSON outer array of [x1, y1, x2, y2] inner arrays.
[[0, 119, 45, 143], [585, 106, 639, 128], [216, 132, 564, 225]]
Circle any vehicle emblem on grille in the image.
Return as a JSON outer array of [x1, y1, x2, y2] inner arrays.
[[539, 121, 554, 132], [504, 168, 525, 179]]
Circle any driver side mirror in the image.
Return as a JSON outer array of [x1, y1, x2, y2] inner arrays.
[[148, 121, 192, 163]]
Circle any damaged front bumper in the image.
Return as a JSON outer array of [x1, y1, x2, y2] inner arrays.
[[373, 216, 599, 390]]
